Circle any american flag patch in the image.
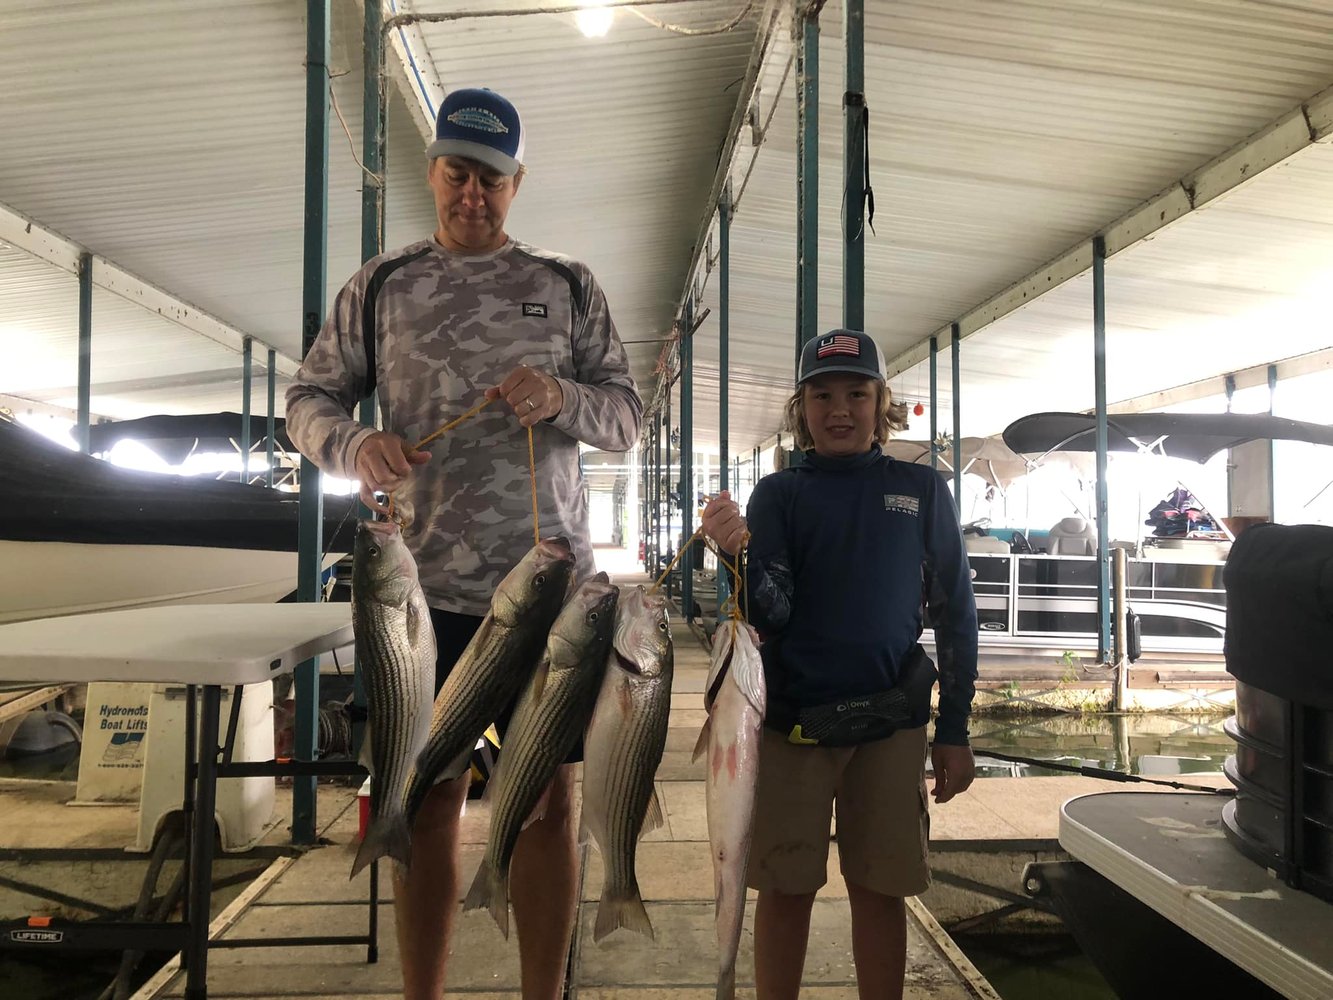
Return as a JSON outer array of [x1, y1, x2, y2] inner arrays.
[[816, 334, 861, 358]]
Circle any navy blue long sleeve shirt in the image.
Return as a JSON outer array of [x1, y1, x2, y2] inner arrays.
[[739, 446, 979, 746]]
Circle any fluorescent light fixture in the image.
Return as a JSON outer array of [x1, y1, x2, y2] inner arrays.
[[575, 6, 613, 37]]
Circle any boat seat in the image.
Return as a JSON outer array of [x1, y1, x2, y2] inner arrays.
[[1047, 517, 1098, 556], [965, 535, 1010, 554]]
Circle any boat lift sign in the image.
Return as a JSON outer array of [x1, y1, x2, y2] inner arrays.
[[73, 682, 152, 804]]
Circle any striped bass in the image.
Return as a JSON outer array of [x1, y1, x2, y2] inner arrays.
[[402, 537, 575, 829], [463, 573, 620, 938], [350, 519, 436, 878], [693, 617, 766, 1000], [581, 585, 673, 942]]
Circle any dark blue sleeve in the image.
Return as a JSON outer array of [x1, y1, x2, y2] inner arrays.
[[735, 475, 795, 636], [923, 473, 979, 746]]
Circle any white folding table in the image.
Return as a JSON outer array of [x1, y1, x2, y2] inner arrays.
[[0, 603, 360, 1000]]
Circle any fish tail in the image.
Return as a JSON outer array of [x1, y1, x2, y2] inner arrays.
[[463, 858, 510, 940], [350, 814, 411, 879], [593, 884, 654, 942], [715, 963, 737, 1000]]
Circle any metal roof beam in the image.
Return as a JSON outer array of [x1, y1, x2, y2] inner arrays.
[[0, 201, 299, 378], [886, 82, 1333, 378], [1106, 346, 1333, 415]]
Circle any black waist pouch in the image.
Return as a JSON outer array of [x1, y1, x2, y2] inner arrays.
[[779, 646, 938, 747]]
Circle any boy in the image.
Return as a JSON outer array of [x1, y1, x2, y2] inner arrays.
[[700, 328, 978, 1000]]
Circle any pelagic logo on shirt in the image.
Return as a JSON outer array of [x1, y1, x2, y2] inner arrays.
[[884, 493, 920, 516], [522, 302, 548, 318]]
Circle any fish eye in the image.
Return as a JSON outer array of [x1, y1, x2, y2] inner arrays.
[[534, 574, 547, 587], [658, 621, 668, 632], [588, 612, 599, 622], [367, 545, 380, 558]]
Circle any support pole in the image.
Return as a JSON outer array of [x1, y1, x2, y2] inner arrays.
[[266, 349, 277, 488], [654, 411, 663, 574], [929, 335, 938, 471], [717, 186, 732, 612], [1268, 363, 1278, 521], [665, 391, 673, 601], [951, 323, 962, 512], [76, 252, 92, 454], [1112, 546, 1129, 711], [240, 337, 252, 484], [681, 299, 695, 623], [842, 0, 865, 331], [795, 6, 820, 363], [1093, 235, 1111, 663], [294, 0, 330, 845]]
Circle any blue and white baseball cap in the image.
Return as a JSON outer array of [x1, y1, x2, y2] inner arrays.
[[797, 329, 887, 384], [426, 88, 525, 176]]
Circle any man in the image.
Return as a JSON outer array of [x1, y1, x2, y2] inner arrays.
[[285, 87, 642, 1000]]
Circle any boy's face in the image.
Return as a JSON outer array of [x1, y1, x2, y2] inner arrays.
[[802, 373, 879, 457]]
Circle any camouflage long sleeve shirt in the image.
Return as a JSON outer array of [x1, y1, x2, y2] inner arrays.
[[285, 237, 643, 615]]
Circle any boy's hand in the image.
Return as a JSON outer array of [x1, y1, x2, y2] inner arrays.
[[931, 743, 975, 804], [701, 490, 748, 556]]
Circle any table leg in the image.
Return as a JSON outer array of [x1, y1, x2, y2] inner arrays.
[[184, 684, 222, 1000]]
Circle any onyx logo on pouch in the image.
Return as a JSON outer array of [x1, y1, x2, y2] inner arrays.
[[522, 302, 548, 318], [884, 494, 920, 516]]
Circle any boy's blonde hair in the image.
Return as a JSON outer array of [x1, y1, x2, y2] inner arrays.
[[783, 379, 909, 452]]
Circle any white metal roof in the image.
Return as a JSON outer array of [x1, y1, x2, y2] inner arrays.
[[2, 0, 1332, 456]]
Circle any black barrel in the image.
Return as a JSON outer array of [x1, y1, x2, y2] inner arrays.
[[1221, 523, 1333, 902]]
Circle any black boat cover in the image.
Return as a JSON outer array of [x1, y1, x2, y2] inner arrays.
[[2, 417, 355, 552], [1223, 523, 1333, 709], [85, 411, 295, 465], [1003, 411, 1333, 464]]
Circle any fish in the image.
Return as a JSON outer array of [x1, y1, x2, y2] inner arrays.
[[581, 585, 674, 942], [349, 519, 436, 878], [402, 537, 575, 829], [463, 573, 620, 938], [693, 617, 767, 1000]]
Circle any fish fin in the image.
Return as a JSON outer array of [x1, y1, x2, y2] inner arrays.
[[521, 784, 552, 831], [350, 814, 410, 879], [594, 885, 654, 942], [530, 658, 550, 704], [729, 626, 767, 717], [715, 964, 737, 1000], [640, 785, 665, 836], [691, 717, 712, 763], [357, 720, 373, 771], [463, 858, 510, 940]]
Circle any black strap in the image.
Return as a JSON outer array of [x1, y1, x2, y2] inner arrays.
[[360, 246, 432, 399]]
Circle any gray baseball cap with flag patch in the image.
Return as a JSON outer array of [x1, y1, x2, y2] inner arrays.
[[797, 329, 887, 385]]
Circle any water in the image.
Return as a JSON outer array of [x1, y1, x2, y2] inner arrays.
[[969, 711, 1232, 779], [959, 935, 1119, 1000]]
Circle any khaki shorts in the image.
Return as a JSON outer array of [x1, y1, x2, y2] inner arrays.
[[746, 725, 930, 898]]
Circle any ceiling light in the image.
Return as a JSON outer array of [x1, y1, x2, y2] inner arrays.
[[575, 6, 614, 38]]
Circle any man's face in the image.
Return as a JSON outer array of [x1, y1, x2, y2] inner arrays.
[[427, 155, 522, 253], [802, 373, 879, 457]]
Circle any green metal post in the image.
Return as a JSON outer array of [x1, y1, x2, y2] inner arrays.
[[718, 187, 732, 611], [1093, 235, 1111, 663], [929, 336, 938, 471], [795, 7, 820, 363], [681, 299, 695, 623], [266, 349, 276, 488], [76, 252, 92, 454], [842, 0, 865, 331], [294, 0, 330, 845], [240, 338, 252, 484], [654, 411, 663, 574], [951, 324, 962, 511], [665, 391, 673, 602]]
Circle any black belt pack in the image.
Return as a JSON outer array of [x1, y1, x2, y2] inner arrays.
[[784, 646, 938, 747]]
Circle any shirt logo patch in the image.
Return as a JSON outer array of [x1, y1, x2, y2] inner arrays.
[[522, 302, 548, 318], [885, 494, 920, 516]]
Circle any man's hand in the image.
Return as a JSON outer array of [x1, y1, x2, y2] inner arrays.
[[701, 490, 748, 557], [353, 431, 430, 514], [486, 366, 564, 428], [931, 743, 975, 804]]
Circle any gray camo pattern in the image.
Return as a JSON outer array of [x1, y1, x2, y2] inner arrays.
[[286, 237, 642, 614]]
